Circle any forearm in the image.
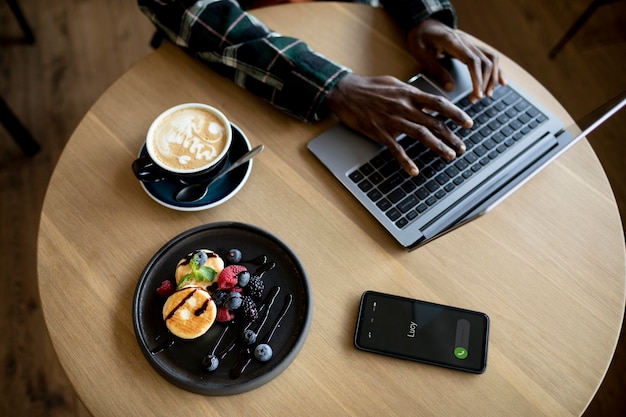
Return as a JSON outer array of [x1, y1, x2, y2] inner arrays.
[[138, 0, 349, 122]]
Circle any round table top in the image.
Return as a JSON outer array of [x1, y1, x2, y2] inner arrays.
[[37, 3, 625, 416]]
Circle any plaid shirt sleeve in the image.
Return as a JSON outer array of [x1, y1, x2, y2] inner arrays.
[[138, 0, 457, 122], [380, 0, 456, 32], [138, 0, 349, 122]]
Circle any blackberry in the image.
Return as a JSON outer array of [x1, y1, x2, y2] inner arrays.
[[240, 296, 259, 322], [246, 275, 264, 299]]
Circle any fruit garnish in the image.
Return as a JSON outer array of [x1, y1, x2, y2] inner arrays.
[[216, 306, 235, 322], [217, 265, 247, 289], [254, 344, 273, 362], [246, 275, 265, 299], [202, 354, 219, 372], [227, 248, 242, 264], [241, 329, 257, 345], [156, 280, 175, 298], [177, 250, 218, 289]]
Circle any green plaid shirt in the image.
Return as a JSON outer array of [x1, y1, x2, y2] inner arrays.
[[138, 0, 456, 122]]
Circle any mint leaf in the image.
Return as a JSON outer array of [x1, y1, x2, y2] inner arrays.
[[195, 266, 217, 282], [177, 273, 193, 289]]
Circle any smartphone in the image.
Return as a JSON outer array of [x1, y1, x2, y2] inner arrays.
[[354, 291, 489, 373]]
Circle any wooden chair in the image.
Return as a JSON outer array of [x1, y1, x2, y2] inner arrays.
[[1, 0, 39, 155]]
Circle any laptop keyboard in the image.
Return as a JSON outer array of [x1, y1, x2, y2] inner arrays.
[[347, 84, 548, 229]]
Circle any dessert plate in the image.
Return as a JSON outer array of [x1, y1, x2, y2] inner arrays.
[[132, 222, 312, 395], [139, 124, 252, 211]]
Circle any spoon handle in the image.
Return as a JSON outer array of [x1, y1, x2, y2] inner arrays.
[[208, 144, 263, 186]]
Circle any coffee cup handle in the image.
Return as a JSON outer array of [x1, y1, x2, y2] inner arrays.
[[132, 155, 166, 182]]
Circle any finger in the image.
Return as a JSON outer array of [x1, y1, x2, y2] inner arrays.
[[413, 92, 473, 129], [408, 124, 458, 161], [385, 138, 420, 176], [403, 111, 466, 156]]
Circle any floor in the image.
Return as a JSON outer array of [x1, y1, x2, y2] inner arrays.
[[0, 0, 624, 416]]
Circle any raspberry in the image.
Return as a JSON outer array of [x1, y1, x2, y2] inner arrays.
[[240, 296, 259, 322], [218, 265, 247, 289], [246, 275, 264, 299], [216, 306, 235, 322], [156, 280, 175, 298]]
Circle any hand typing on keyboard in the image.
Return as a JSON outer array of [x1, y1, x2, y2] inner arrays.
[[326, 18, 505, 177], [327, 73, 472, 176], [408, 19, 506, 104]]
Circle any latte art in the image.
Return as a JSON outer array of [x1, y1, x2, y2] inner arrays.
[[151, 107, 229, 172]]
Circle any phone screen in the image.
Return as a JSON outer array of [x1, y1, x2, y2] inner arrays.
[[354, 291, 489, 373]]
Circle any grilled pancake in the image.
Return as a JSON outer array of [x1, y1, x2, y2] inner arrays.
[[175, 249, 224, 289], [162, 287, 217, 339]]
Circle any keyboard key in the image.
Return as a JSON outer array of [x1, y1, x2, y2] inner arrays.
[[415, 187, 429, 200], [398, 195, 418, 213], [396, 217, 409, 228], [435, 173, 448, 185], [370, 155, 385, 168], [386, 208, 401, 221], [369, 172, 384, 185], [387, 188, 406, 204], [360, 163, 374, 176], [406, 210, 419, 221], [425, 180, 439, 192], [377, 198, 392, 211], [444, 165, 460, 178], [367, 189, 383, 202], [379, 173, 404, 194], [358, 180, 373, 192], [349, 170, 363, 183]]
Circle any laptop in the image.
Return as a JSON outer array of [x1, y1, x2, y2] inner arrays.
[[308, 58, 625, 250]]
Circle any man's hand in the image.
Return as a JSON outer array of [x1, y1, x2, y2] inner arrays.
[[326, 73, 472, 176], [407, 19, 506, 103]]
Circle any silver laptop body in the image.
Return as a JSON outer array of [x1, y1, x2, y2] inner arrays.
[[308, 58, 625, 250]]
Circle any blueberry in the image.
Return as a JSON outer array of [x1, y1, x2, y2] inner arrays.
[[225, 292, 242, 310], [212, 290, 229, 307], [254, 344, 273, 362], [237, 271, 251, 287], [241, 329, 257, 345], [227, 248, 242, 264], [202, 354, 219, 372], [191, 250, 208, 268]]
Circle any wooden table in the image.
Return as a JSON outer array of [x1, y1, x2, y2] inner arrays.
[[37, 3, 625, 416]]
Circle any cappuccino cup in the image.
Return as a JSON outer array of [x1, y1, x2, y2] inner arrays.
[[132, 103, 232, 183]]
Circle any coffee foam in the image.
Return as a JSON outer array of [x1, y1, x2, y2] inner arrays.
[[151, 107, 229, 172]]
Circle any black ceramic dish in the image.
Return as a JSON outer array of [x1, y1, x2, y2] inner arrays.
[[132, 222, 312, 395]]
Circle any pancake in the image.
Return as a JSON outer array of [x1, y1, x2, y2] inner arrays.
[[162, 287, 217, 339], [175, 249, 224, 289]]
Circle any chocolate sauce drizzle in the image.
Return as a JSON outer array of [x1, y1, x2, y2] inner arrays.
[[164, 288, 197, 321], [229, 290, 293, 379]]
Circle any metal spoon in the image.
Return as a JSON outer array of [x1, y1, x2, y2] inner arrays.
[[175, 144, 264, 203]]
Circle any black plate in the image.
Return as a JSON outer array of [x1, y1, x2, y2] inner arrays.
[[132, 222, 312, 395]]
